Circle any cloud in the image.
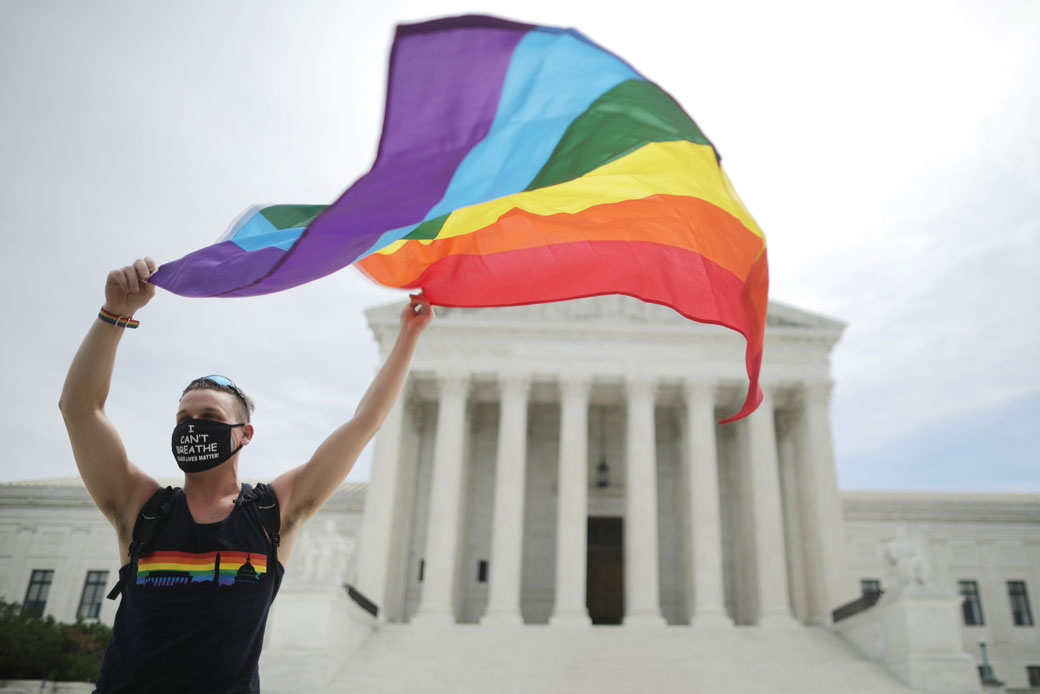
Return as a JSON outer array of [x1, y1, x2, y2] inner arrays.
[[838, 390, 1040, 491]]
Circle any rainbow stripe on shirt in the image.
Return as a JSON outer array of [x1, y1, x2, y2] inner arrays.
[[137, 550, 268, 587]]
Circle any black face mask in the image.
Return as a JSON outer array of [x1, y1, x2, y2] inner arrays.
[[172, 419, 246, 473]]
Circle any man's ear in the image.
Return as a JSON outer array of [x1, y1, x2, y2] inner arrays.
[[238, 424, 254, 447]]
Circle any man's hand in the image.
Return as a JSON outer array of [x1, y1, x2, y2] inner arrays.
[[103, 257, 157, 317], [400, 292, 434, 337], [271, 293, 434, 555]]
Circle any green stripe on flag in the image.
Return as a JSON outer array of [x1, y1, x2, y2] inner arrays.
[[259, 204, 328, 230], [526, 79, 712, 191], [402, 213, 450, 241]]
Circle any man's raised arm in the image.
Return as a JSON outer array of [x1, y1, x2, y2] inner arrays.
[[271, 294, 433, 536], [59, 258, 161, 542]]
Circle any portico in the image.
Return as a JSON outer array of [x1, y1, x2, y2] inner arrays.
[[353, 296, 857, 627]]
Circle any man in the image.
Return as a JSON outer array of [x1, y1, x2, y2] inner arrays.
[[59, 257, 432, 692]]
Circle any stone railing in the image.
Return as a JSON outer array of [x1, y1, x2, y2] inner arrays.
[[832, 590, 883, 623], [346, 583, 378, 617]]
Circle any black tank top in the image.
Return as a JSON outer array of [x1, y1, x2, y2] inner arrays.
[[95, 485, 283, 693]]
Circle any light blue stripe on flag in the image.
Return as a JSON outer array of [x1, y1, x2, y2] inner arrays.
[[229, 212, 305, 252], [425, 29, 639, 219]]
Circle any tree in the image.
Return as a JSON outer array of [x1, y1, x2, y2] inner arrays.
[[0, 600, 112, 682]]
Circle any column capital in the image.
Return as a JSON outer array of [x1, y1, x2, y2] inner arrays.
[[801, 380, 834, 405], [757, 376, 784, 397], [774, 407, 801, 435], [558, 373, 593, 399], [755, 380, 777, 411], [624, 373, 658, 400], [682, 377, 719, 401], [435, 370, 470, 396], [498, 372, 533, 397], [405, 395, 427, 427]]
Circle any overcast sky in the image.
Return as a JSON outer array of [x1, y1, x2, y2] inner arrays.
[[1, 0, 1037, 492]]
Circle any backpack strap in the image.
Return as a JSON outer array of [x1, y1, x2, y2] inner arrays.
[[242, 482, 281, 565], [107, 485, 179, 600]]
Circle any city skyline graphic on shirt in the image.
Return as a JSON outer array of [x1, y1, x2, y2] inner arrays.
[[137, 550, 266, 587]]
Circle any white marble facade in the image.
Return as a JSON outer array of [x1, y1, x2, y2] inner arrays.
[[2, 297, 1039, 691]]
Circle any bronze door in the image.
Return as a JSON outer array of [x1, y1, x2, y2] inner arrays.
[[586, 517, 623, 625]]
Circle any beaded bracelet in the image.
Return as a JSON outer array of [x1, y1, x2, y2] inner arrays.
[[98, 307, 140, 329]]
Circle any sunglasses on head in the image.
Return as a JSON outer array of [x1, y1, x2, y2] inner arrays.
[[200, 374, 250, 415]]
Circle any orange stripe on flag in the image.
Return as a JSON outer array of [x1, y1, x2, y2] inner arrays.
[[358, 194, 763, 288]]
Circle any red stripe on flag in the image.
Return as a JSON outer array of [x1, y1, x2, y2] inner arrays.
[[405, 240, 765, 423]]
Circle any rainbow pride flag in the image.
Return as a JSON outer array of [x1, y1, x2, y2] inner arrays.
[[150, 15, 768, 421]]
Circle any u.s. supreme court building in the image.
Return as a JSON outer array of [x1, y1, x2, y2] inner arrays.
[[2, 296, 1038, 693]]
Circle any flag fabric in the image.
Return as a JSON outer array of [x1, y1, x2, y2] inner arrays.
[[149, 15, 768, 422]]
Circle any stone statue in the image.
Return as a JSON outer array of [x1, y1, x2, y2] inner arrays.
[[294, 527, 318, 582], [294, 519, 356, 585], [883, 526, 933, 595]]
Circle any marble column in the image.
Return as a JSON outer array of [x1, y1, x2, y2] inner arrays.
[[624, 376, 666, 626], [482, 373, 532, 626], [798, 382, 856, 623], [746, 385, 797, 626], [683, 379, 733, 627], [549, 374, 592, 626], [776, 410, 810, 624], [354, 390, 408, 616], [413, 372, 470, 625]]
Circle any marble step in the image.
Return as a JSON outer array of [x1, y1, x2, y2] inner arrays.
[[313, 624, 919, 694]]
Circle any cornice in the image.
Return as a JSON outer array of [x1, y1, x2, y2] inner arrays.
[[0, 480, 369, 512], [841, 490, 1040, 523], [367, 296, 845, 345]]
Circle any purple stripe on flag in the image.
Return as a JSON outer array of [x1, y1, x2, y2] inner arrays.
[[153, 242, 286, 298], [153, 15, 533, 298]]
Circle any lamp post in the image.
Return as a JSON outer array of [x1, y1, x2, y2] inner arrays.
[[595, 407, 610, 488], [978, 640, 1003, 687]]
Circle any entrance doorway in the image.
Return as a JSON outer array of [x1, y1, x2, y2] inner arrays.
[[586, 517, 623, 625]]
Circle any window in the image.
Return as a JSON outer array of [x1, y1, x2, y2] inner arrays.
[[1027, 666, 1040, 688], [22, 570, 54, 618], [77, 570, 109, 620], [418, 559, 424, 582], [1008, 581, 1034, 627], [477, 560, 488, 583], [860, 579, 882, 596], [959, 580, 984, 626]]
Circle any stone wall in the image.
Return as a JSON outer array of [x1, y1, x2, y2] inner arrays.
[[841, 491, 1040, 691]]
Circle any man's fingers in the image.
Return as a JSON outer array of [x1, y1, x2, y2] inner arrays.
[[409, 294, 431, 314], [133, 258, 152, 283], [109, 269, 130, 293], [107, 258, 156, 307], [123, 266, 140, 293]]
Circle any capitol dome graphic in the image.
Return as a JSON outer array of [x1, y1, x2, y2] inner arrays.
[[235, 555, 258, 584]]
